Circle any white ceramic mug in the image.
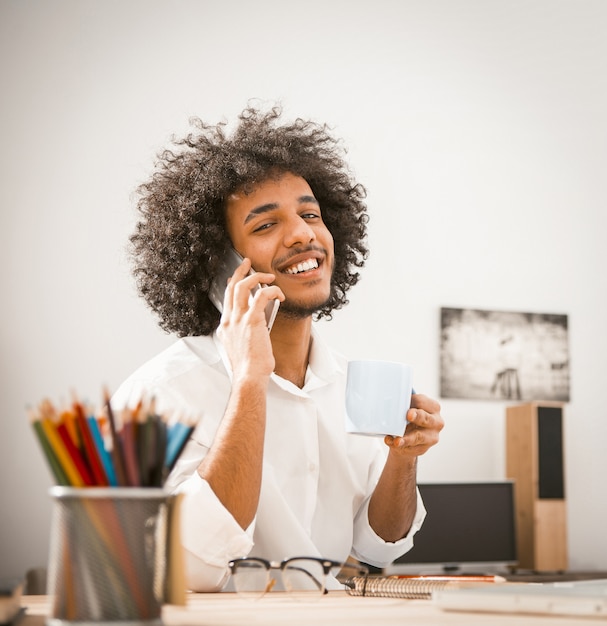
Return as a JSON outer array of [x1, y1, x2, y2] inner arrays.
[[345, 360, 413, 436]]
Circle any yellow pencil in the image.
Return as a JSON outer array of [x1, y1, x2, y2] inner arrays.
[[28, 408, 69, 485], [39, 416, 85, 487]]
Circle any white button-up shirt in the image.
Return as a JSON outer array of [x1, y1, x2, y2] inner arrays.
[[112, 327, 426, 591]]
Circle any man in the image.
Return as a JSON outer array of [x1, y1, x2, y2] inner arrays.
[[114, 106, 444, 591]]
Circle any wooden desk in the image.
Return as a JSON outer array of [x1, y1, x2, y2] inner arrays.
[[20, 591, 595, 626]]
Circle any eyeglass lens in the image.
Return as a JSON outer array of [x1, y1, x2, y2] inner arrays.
[[232, 558, 366, 597], [232, 560, 272, 597]]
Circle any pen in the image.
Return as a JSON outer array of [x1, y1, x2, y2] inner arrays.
[[390, 574, 506, 583]]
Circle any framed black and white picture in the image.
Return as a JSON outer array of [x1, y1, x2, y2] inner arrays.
[[440, 307, 570, 402]]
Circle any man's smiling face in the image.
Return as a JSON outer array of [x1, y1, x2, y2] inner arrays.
[[225, 171, 334, 318]]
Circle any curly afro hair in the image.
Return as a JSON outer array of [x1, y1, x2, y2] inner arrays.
[[130, 105, 369, 337]]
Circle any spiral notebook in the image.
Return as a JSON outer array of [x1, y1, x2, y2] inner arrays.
[[433, 579, 607, 619], [346, 575, 504, 600]]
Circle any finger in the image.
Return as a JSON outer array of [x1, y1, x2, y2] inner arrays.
[[385, 431, 431, 452], [406, 408, 429, 427], [384, 434, 405, 449], [407, 407, 445, 431], [230, 271, 262, 312], [410, 393, 441, 414], [232, 272, 281, 314], [250, 284, 285, 306], [403, 424, 440, 449], [221, 257, 252, 317], [249, 284, 284, 327]]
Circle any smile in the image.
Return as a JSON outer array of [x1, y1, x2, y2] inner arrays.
[[284, 258, 319, 275]]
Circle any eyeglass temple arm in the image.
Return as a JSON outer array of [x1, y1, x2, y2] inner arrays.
[[284, 565, 324, 591]]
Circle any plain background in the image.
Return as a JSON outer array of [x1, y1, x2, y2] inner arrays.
[[1, 0, 606, 579]]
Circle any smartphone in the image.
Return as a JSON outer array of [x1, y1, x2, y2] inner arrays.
[[208, 248, 280, 332]]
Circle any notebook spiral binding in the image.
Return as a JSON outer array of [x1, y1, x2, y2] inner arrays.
[[346, 576, 451, 599]]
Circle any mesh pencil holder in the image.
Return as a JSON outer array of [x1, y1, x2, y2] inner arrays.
[[46, 487, 173, 626]]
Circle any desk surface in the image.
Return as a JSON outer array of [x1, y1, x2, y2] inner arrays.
[[21, 592, 596, 626]]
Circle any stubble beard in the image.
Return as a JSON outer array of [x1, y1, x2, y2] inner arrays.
[[278, 293, 332, 320]]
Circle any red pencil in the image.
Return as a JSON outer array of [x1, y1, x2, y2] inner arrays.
[[56, 419, 95, 486], [73, 402, 108, 486]]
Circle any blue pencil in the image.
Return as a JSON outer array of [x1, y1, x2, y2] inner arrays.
[[165, 421, 194, 473], [87, 415, 118, 487]]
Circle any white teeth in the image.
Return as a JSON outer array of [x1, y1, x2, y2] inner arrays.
[[285, 258, 319, 274]]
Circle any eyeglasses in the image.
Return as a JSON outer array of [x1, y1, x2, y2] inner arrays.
[[228, 556, 369, 598]]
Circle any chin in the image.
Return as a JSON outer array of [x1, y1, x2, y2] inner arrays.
[[279, 295, 331, 319]]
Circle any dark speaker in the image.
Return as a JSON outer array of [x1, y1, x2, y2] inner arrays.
[[537, 406, 565, 500]]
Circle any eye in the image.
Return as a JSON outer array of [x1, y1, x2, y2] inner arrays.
[[301, 211, 321, 221], [252, 222, 276, 234]]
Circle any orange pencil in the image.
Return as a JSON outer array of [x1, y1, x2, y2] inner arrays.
[[63, 409, 81, 450]]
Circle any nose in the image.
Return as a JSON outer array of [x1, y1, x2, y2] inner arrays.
[[283, 215, 316, 247]]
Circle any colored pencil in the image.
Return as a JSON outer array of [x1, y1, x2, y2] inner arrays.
[[87, 415, 118, 487], [73, 401, 108, 486], [39, 415, 85, 487], [29, 389, 197, 488], [29, 409, 70, 485], [103, 387, 128, 487], [56, 418, 95, 486], [120, 408, 141, 487]]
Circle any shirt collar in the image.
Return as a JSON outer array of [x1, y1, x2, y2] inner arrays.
[[212, 326, 344, 397], [307, 325, 344, 382], [271, 325, 344, 396]]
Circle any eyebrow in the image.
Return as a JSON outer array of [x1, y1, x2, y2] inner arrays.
[[243, 195, 319, 224]]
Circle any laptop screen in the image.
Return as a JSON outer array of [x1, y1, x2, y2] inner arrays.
[[391, 482, 517, 572]]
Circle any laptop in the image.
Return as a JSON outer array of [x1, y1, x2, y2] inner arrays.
[[433, 578, 607, 619]]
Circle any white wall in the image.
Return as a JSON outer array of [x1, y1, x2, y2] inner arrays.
[[1, 0, 606, 578]]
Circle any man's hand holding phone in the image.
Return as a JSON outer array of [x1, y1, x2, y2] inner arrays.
[[210, 250, 284, 382], [209, 248, 281, 332], [222, 258, 283, 331]]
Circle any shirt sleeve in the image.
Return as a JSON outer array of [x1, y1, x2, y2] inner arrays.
[[350, 487, 426, 568], [175, 472, 255, 591], [165, 434, 256, 592]]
